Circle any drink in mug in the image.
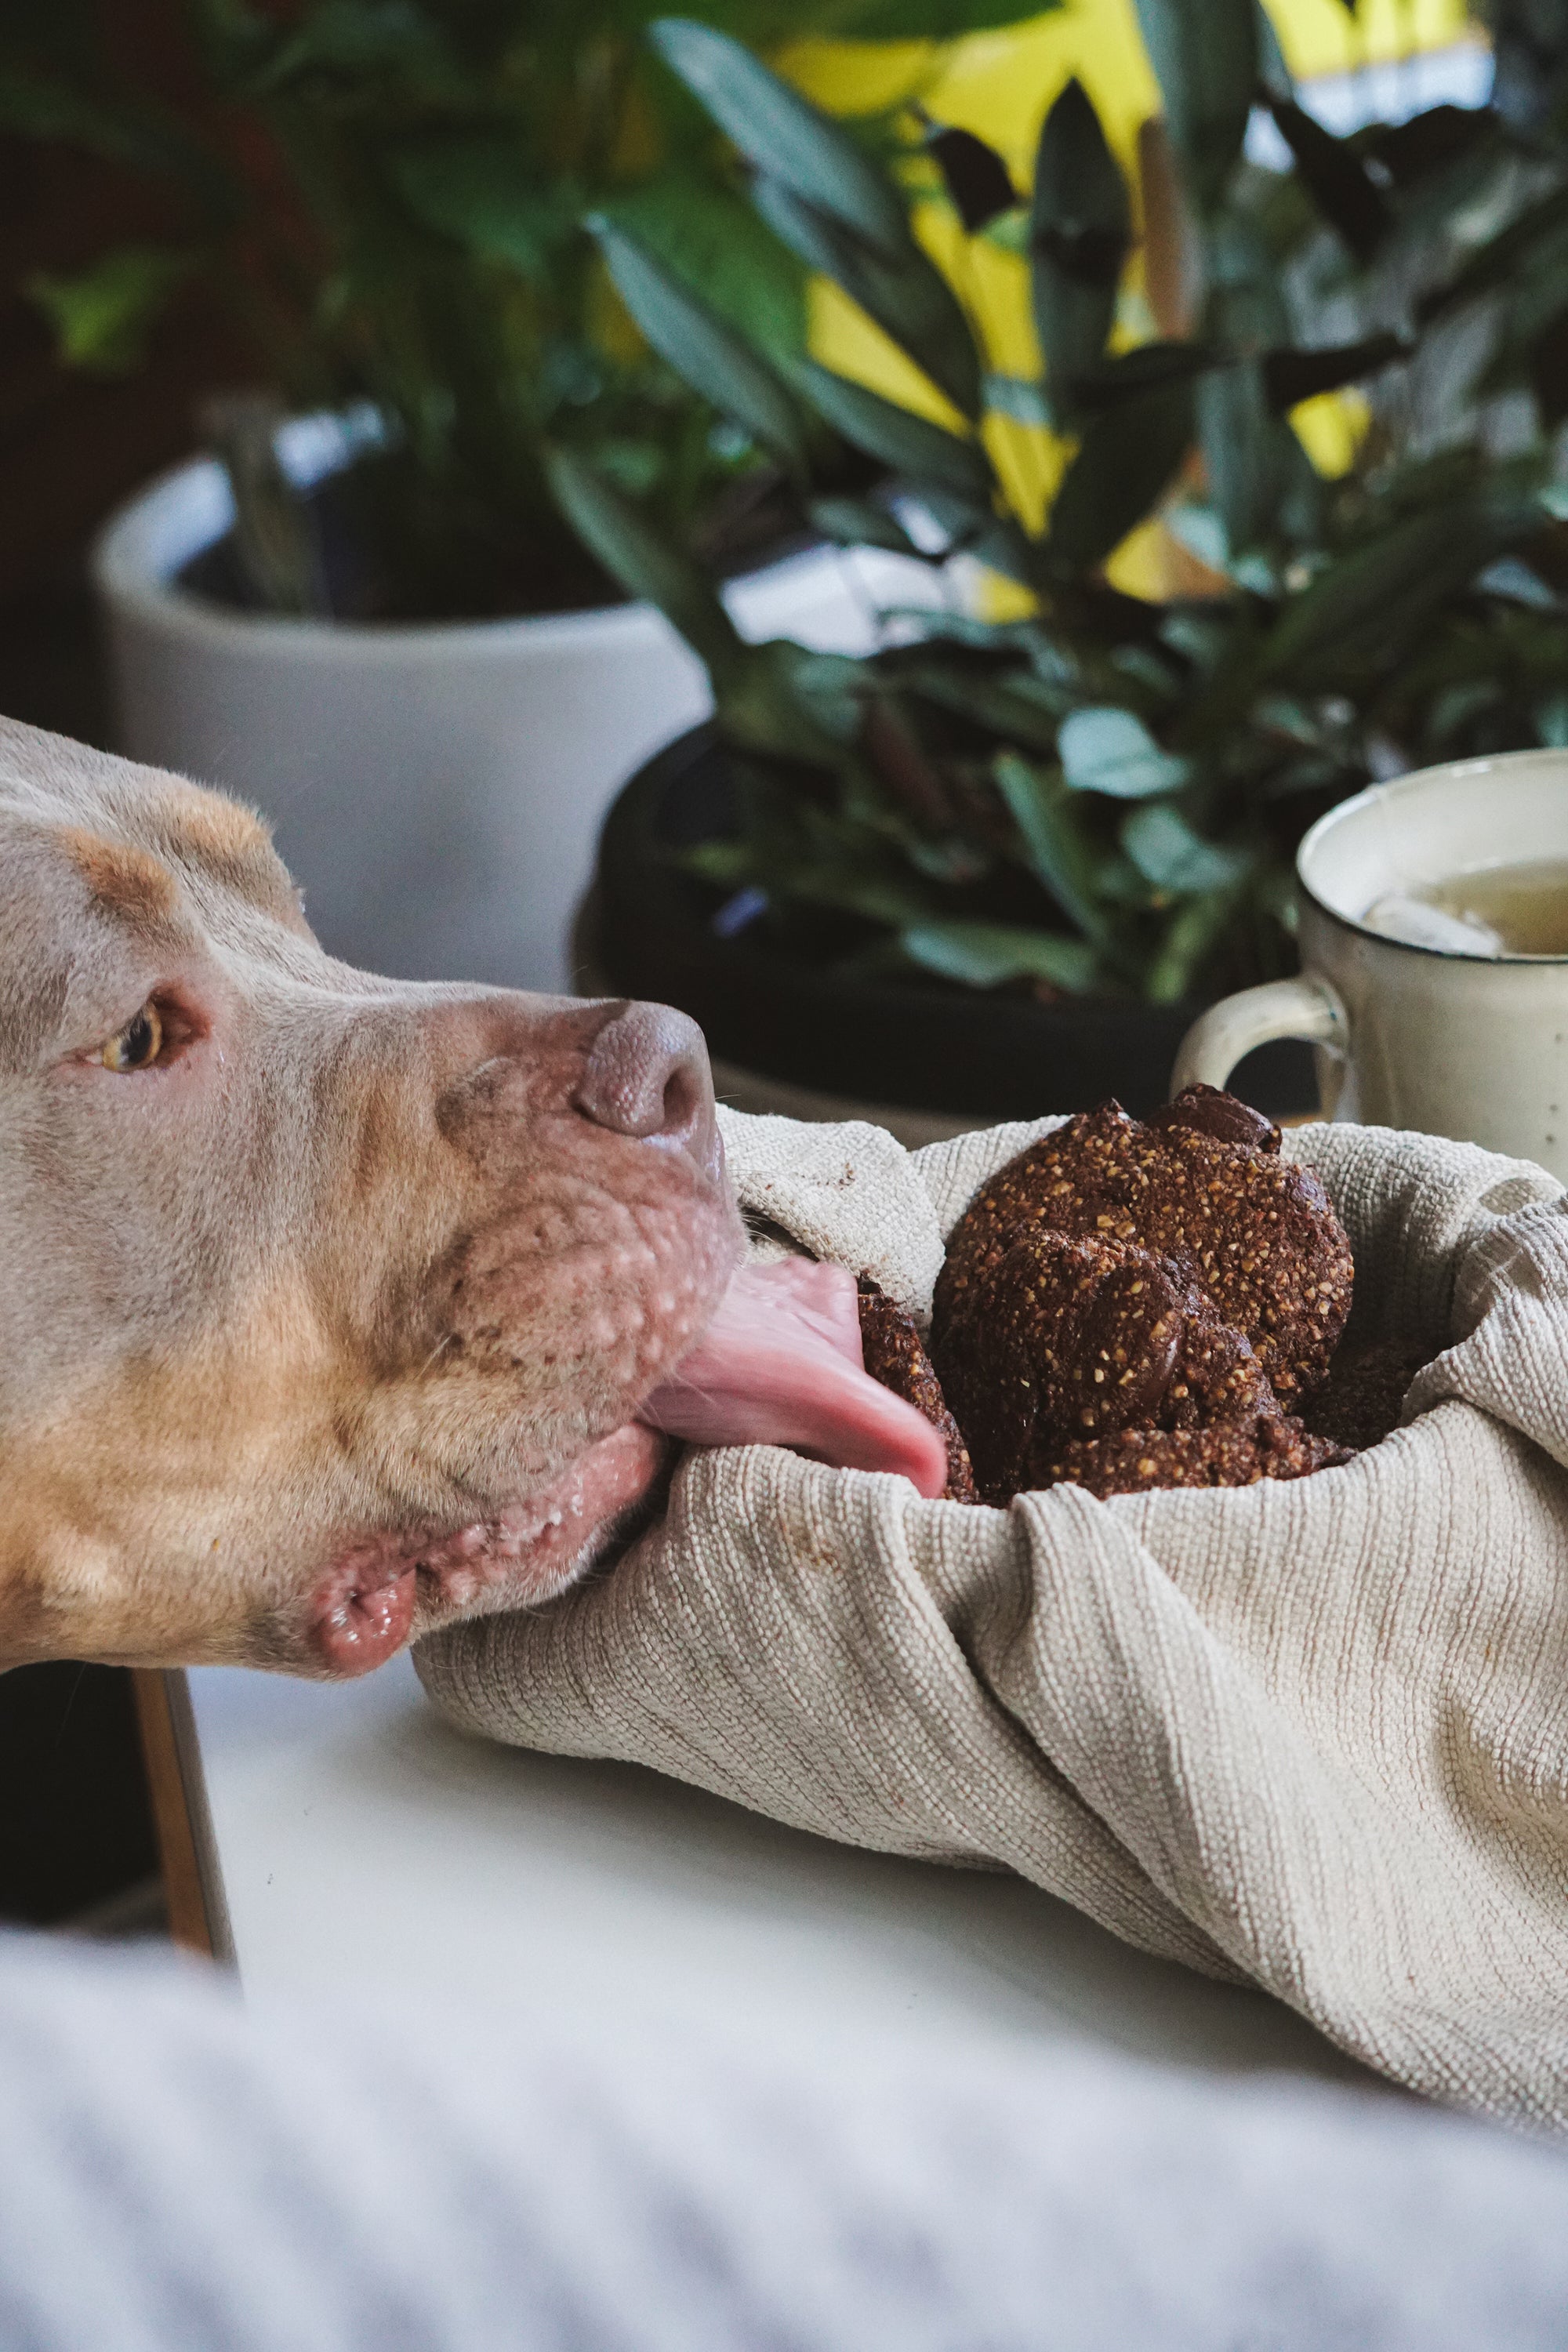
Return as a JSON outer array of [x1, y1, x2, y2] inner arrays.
[[1404, 858, 1568, 956], [1173, 752, 1568, 1181]]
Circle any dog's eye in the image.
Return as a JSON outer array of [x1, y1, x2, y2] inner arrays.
[[100, 1001, 164, 1073]]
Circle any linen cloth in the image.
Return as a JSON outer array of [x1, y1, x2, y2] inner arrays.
[[417, 1109, 1568, 2129]]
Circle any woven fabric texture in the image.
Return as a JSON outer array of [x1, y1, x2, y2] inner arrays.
[[416, 1110, 1568, 2128]]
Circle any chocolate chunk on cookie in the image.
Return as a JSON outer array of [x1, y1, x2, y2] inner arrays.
[[931, 1225, 1278, 1504], [935, 1094, 1351, 1404], [1044, 1417, 1352, 1498], [856, 1278, 978, 1504], [1145, 1081, 1281, 1155], [1299, 1338, 1429, 1454]]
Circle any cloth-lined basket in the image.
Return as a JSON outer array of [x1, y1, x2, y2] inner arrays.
[[416, 1109, 1568, 2130]]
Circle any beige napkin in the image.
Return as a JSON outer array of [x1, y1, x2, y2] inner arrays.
[[417, 1110, 1568, 2129]]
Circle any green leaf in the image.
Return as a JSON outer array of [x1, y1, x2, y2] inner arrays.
[[797, 361, 993, 500], [391, 142, 572, 278], [1261, 754, 1344, 800], [1204, 211, 1290, 350], [0, 68, 150, 158], [717, 639, 862, 768], [1265, 97, 1393, 263], [773, 648, 865, 742], [1163, 500, 1231, 573], [900, 918, 1098, 990], [1426, 678, 1497, 742], [1254, 1, 1295, 102], [27, 245, 192, 374], [898, 659, 1064, 750], [1029, 79, 1131, 423], [993, 750, 1107, 935], [0, 68, 234, 209], [1261, 333, 1406, 411], [1419, 182, 1568, 328], [1529, 307, 1568, 429], [1120, 801, 1250, 892], [601, 174, 806, 372], [1363, 102, 1491, 187], [1144, 885, 1244, 1002], [1058, 706, 1189, 797], [751, 176, 983, 420], [1074, 339, 1219, 409], [1131, 0, 1258, 214], [699, 0, 1061, 31], [913, 499, 1037, 583], [984, 372, 1052, 426], [249, 0, 455, 90], [924, 123, 1017, 234], [880, 608, 1049, 653], [1258, 499, 1538, 685], [651, 17, 989, 420], [979, 208, 1032, 257], [1045, 379, 1196, 575], [815, 0, 1062, 26], [1192, 214, 1308, 554], [1197, 358, 1294, 558], [1536, 688, 1568, 747], [650, 19, 907, 256], [807, 496, 922, 555], [543, 445, 743, 683], [590, 218, 810, 477], [1475, 556, 1556, 608]]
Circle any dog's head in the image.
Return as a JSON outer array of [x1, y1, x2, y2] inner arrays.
[[0, 717, 741, 1675]]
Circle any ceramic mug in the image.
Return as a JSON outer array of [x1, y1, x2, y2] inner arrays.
[[1171, 750, 1568, 1181]]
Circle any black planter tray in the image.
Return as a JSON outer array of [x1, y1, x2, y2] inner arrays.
[[594, 728, 1315, 1123]]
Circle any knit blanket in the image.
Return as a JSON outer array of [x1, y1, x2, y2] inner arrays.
[[416, 1109, 1568, 2129]]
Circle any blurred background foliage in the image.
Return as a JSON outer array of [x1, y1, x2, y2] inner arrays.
[[8, 0, 1565, 1011], [554, 2, 1568, 1006], [785, 0, 1479, 594], [0, 0, 1054, 618]]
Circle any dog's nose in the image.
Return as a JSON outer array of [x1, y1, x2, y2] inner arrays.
[[573, 1001, 720, 1172]]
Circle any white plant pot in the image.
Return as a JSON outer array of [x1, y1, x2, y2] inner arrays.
[[93, 415, 940, 993]]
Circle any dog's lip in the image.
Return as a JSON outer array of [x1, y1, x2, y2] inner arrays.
[[306, 1421, 666, 1679]]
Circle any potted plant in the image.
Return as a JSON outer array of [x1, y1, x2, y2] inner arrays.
[[560, 5, 1568, 1131], [5, 0, 1038, 989]]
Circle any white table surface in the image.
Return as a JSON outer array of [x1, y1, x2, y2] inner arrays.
[[183, 1656, 1369, 2088]]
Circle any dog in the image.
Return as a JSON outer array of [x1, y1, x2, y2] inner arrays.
[[0, 716, 750, 1679], [0, 713, 953, 1680]]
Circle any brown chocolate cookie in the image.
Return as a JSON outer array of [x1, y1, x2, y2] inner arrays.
[[1043, 1417, 1352, 1498], [934, 1091, 1352, 1405], [856, 1278, 978, 1504], [932, 1225, 1279, 1504], [1298, 1338, 1429, 1454]]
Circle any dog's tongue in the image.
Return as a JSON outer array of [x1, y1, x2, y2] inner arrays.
[[640, 1259, 947, 1497]]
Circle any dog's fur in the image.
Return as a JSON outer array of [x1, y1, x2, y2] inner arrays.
[[0, 717, 741, 1676]]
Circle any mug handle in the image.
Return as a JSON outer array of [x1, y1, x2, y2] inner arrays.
[[1171, 975, 1350, 1102]]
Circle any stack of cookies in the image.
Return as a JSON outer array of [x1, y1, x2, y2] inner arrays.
[[858, 1085, 1425, 1504]]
